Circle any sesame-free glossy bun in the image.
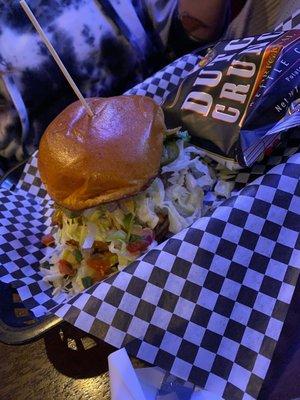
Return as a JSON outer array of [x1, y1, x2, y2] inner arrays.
[[38, 95, 165, 210]]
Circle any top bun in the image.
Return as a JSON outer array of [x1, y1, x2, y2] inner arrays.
[[38, 95, 165, 210]]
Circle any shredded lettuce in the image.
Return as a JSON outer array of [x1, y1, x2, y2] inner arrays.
[[106, 230, 127, 242], [162, 141, 205, 173], [82, 222, 98, 249], [42, 135, 235, 296], [136, 197, 160, 229], [214, 180, 235, 199]]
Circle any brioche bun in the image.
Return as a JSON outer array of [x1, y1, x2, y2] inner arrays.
[[38, 95, 165, 210]]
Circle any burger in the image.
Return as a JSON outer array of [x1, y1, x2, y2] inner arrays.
[[38, 95, 228, 296]]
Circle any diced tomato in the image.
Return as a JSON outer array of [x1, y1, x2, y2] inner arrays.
[[87, 258, 107, 270], [87, 257, 110, 271], [91, 269, 106, 282], [93, 271, 107, 283], [126, 239, 150, 253], [87, 253, 118, 283], [41, 234, 55, 247], [87, 254, 117, 280], [58, 259, 74, 276], [126, 228, 153, 254]]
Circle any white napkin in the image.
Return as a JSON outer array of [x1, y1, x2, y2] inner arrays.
[[108, 348, 224, 400], [108, 348, 164, 400]]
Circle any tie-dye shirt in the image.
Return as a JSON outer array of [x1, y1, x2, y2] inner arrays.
[[0, 0, 177, 173]]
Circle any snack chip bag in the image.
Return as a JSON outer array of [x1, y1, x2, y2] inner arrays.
[[163, 30, 300, 169]]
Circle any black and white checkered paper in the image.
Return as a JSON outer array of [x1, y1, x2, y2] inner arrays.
[[51, 152, 300, 400], [0, 17, 300, 398], [275, 8, 300, 31]]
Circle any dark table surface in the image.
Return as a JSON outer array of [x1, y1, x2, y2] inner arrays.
[[1, 282, 300, 400], [0, 322, 113, 400]]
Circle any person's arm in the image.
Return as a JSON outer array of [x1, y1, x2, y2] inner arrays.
[[178, 0, 231, 42]]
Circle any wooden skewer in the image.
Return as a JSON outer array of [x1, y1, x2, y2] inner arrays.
[[20, 0, 94, 117]]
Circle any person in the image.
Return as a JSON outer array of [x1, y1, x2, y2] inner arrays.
[[0, 0, 235, 175], [178, 0, 231, 43], [178, 0, 300, 41], [0, 0, 299, 175]]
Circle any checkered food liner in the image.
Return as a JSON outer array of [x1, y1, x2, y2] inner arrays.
[[0, 143, 300, 400], [52, 152, 300, 400]]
